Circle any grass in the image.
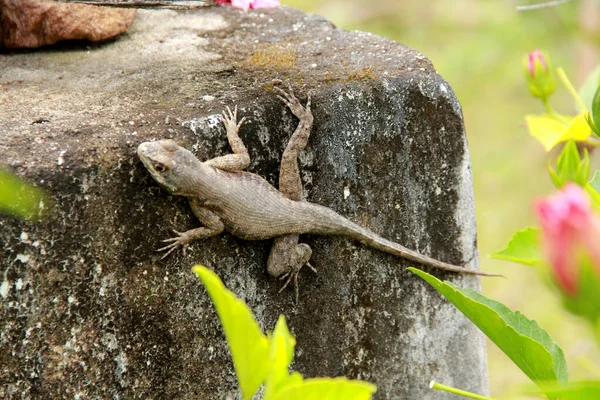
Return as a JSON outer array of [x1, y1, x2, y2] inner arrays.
[[282, 0, 600, 396]]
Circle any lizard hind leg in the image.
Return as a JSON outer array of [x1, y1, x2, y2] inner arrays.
[[267, 236, 316, 303]]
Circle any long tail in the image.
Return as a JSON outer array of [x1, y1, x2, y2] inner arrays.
[[300, 202, 502, 277]]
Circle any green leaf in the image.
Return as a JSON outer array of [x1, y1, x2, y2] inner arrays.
[[531, 381, 600, 400], [264, 316, 301, 399], [548, 162, 562, 188], [578, 65, 600, 111], [409, 268, 568, 390], [585, 112, 600, 137], [556, 140, 583, 185], [578, 149, 591, 186], [273, 377, 376, 400], [0, 168, 49, 220], [193, 265, 270, 400], [263, 317, 376, 400], [587, 171, 600, 208], [491, 227, 543, 267], [550, 140, 590, 187], [585, 182, 600, 210]]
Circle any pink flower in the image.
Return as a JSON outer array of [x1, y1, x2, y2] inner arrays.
[[527, 49, 546, 77], [217, 0, 280, 11], [250, 0, 280, 8], [535, 184, 600, 295]]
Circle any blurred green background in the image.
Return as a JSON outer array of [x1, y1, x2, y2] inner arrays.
[[282, 0, 600, 396]]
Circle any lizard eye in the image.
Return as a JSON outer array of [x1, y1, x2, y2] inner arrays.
[[153, 161, 168, 172]]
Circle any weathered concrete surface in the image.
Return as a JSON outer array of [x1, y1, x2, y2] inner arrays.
[[0, 6, 489, 399]]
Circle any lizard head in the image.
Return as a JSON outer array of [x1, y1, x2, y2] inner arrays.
[[137, 140, 203, 196]]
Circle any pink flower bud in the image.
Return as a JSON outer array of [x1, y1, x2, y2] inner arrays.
[[534, 184, 600, 295], [523, 49, 556, 99], [527, 49, 546, 77]]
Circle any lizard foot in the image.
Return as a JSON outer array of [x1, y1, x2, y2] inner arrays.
[[274, 83, 312, 122], [276, 243, 316, 303], [221, 105, 246, 132], [157, 229, 191, 259], [278, 262, 318, 304]]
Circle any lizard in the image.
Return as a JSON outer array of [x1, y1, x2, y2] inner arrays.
[[138, 84, 500, 301]]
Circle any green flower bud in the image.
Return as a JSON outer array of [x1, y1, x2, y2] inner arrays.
[[524, 49, 557, 100]]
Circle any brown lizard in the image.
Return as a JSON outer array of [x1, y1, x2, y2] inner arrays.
[[138, 85, 500, 300]]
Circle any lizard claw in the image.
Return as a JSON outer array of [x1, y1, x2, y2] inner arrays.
[[222, 105, 245, 130], [278, 270, 299, 303], [277, 261, 317, 304], [274, 84, 312, 120], [158, 242, 180, 259], [157, 229, 189, 258]]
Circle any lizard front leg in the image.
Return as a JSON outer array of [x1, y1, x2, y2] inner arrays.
[[158, 198, 224, 258], [204, 106, 250, 172], [267, 84, 315, 301]]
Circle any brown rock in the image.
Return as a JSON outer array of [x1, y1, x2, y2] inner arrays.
[[0, 0, 136, 49]]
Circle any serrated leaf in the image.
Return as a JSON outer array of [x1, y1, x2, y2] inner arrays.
[[526, 114, 571, 151], [0, 169, 50, 220], [193, 266, 270, 400], [578, 65, 600, 111], [491, 227, 543, 266], [273, 377, 376, 400], [409, 268, 568, 391]]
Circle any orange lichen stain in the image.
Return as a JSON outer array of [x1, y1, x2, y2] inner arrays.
[[347, 67, 376, 81], [247, 46, 297, 71]]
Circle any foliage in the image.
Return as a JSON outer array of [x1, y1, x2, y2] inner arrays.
[[548, 140, 589, 188], [410, 268, 567, 389], [0, 169, 49, 220], [192, 265, 377, 400], [491, 227, 543, 267]]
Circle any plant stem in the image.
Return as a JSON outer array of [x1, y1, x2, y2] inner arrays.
[[542, 97, 556, 116], [557, 67, 588, 111], [429, 381, 495, 400], [541, 97, 571, 125]]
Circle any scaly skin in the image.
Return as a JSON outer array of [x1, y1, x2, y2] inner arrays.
[[138, 85, 500, 300]]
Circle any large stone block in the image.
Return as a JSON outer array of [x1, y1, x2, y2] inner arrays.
[[0, 6, 488, 399]]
